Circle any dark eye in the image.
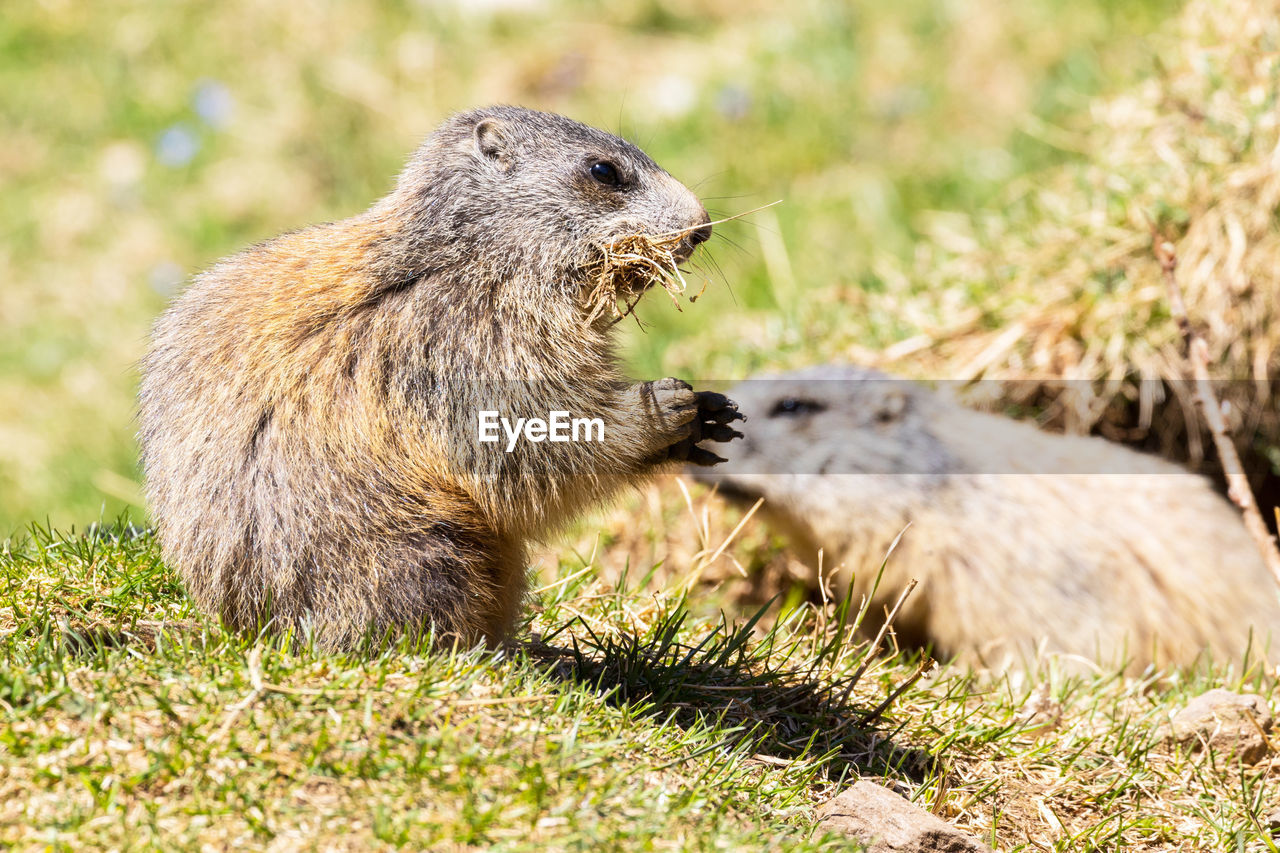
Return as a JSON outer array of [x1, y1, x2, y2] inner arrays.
[[590, 161, 621, 187], [770, 398, 826, 418]]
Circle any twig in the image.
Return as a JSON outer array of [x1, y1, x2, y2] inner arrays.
[[1152, 236, 1280, 587], [858, 653, 933, 727], [826, 583, 927, 738], [676, 494, 764, 594], [837, 576, 918, 708]]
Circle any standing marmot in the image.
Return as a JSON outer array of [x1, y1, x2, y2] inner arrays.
[[140, 106, 742, 650], [694, 366, 1280, 672]]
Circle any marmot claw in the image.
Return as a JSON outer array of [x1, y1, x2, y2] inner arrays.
[[665, 389, 743, 465]]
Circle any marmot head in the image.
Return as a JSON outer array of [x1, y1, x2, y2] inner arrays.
[[691, 366, 955, 521], [380, 106, 712, 306]]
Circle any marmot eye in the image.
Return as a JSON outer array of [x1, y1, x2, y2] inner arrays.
[[770, 398, 826, 417], [590, 161, 621, 186]]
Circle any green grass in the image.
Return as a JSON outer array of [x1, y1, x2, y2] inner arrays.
[[2, 518, 1275, 850], [0, 521, 883, 850], [0, 0, 1180, 530]]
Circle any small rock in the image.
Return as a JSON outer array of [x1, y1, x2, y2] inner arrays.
[[816, 780, 992, 853], [1163, 688, 1273, 764], [1014, 683, 1063, 736]]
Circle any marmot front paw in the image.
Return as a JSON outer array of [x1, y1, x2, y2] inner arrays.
[[652, 380, 744, 466]]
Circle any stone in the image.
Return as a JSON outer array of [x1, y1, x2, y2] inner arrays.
[[816, 780, 993, 853], [1163, 688, 1273, 764]]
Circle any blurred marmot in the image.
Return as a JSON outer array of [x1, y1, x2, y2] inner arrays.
[[694, 366, 1280, 672], [140, 106, 742, 650]]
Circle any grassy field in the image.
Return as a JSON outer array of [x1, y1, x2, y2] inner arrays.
[[7, 0, 1280, 849], [2, 504, 1276, 850]]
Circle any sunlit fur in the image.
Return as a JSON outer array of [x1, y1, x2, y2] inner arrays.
[[140, 107, 716, 650]]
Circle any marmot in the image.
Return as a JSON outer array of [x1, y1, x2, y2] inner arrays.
[[140, 106, 742, 650], [693, 366, 1280, 672]]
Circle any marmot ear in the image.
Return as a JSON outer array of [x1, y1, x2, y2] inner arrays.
[[474, 118, 513, 169]]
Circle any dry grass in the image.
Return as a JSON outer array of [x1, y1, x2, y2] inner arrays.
[[856, 0, 1280, 475], [583, 232, 693, 325]]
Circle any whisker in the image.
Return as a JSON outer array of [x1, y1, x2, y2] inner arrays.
[[688, 172, 729, 192], [648, 200, 783, 240], [700, 254, 732, 293], [709, 232, 750, 256]]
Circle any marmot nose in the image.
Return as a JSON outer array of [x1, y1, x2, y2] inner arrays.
[[688, 211, 712, 247]]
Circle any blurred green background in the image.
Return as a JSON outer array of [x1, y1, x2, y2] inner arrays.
[[1, 0, 1179, 533]]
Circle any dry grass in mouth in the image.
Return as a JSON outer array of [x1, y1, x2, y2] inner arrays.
[[582, 231, 694, 326], [583, 203, 782, 326]]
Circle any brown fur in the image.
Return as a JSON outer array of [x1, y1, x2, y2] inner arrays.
[[140, 106, 739, 650], [695, 366, 1280, 672]]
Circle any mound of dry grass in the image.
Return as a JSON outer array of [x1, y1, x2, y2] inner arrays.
[[866, 0, 1280, 473]]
